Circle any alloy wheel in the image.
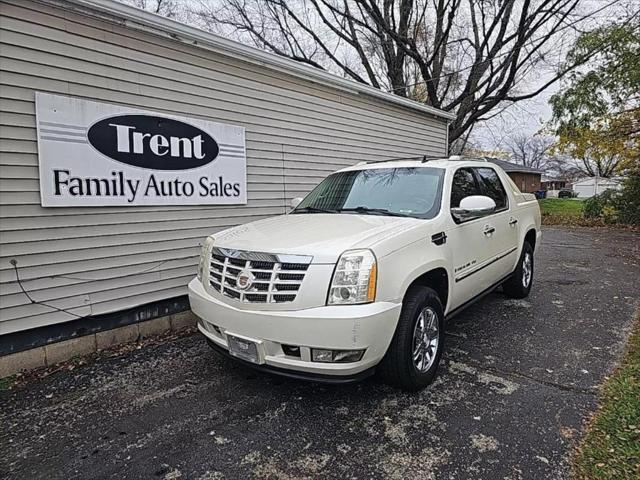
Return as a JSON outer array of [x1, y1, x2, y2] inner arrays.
[[522, 252, 533, 288], [412, 307, 439, 373]]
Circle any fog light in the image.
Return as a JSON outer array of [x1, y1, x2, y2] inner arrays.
[[312, 349, 334, 362], [311, 348, 365, 363], [333, 350, 364, 363]]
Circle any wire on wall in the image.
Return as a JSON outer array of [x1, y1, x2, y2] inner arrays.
[[10, 259, 88, 320]]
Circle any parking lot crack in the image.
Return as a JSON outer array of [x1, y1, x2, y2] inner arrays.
[[485, 368, 597, 396], [449, 360, 597, 396]]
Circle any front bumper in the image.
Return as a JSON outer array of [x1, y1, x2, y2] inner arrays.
[[188, 279, 401, 377], [204, 338, 376, 384]]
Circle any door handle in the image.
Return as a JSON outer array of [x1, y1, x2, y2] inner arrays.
[[509, 217, 518, 226], [483, 225, 496, 236], [431, 231, 447, 246]]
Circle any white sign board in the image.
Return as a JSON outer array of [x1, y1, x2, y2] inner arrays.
[[36, 93, 246, 206]]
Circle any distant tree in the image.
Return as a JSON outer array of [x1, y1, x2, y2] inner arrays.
[[192, 0, 616, 150], [553, 125, 628, 177], [551, 15, 640, 175], [543, 154, 583, 182], [505, 134, 554, 170]]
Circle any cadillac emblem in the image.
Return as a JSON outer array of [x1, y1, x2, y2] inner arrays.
[[236, 269, 255, 290]]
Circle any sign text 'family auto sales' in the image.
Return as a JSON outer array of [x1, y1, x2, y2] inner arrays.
[[36, 93, 246, 206]]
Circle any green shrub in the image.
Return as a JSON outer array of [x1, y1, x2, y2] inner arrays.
[[616, 172, 640, 225], [583, 189, 619, 219], [582, 173, 640, 225]]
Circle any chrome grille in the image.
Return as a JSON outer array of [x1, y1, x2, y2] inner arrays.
[[208, 247, 311, 303]]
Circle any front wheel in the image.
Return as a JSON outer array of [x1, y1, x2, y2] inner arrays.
[[503, 241, 534, 298], [378, 286, 444, 391]]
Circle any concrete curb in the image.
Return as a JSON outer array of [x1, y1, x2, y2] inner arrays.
[[0, 311, 198, 379]]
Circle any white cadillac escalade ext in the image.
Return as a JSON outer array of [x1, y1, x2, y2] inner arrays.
[[188, 156, 541, 390]]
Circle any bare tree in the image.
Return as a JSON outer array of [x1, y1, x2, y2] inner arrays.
[[543, 154, 583, 181], [191, 0, 618, 149], [124, 0, 182, 19], [574, 153, 622, 178], [505, 133, 554, 170]]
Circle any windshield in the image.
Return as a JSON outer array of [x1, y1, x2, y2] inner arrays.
[[293, 167, 444, 219]]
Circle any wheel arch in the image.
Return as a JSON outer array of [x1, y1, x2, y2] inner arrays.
[[524, 227, 537, 251], [403, 267, 449, 313]]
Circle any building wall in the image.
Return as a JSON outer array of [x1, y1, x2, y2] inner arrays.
[[507, 173, 541, 193], [0, 0, 449, 335], [573, 178, 622, 198]]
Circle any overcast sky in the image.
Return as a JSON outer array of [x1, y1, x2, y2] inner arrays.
[[451, 0, 632, 151], [472, 86, 556, 150], [123, 0, 626, 153]]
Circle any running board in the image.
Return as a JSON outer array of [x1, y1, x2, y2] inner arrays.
[[445, 272, 514, 321]]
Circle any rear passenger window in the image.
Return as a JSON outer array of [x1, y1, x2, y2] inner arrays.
[[475, 168, 508, 211], [450, 168, 480, 208]]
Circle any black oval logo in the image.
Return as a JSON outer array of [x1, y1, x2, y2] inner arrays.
[[87, 114, 219, 170]]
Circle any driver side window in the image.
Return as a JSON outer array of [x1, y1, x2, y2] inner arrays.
[[474, 167, 508, 211], [450, 168, 480, 208]]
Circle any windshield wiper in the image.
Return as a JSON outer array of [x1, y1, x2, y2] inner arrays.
[[337, 206, 410, 217], [292, 206, 338, 214]]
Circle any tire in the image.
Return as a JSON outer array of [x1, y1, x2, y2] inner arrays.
[[503, 241, 534, 299], [379, 286, 445, 391]]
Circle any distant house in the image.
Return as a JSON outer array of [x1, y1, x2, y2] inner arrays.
[[541, 175, 568, 191], [572, 177, 623, 198], [487, 159, 543, 193]]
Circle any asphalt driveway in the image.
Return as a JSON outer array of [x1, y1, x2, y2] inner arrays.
[[1, 227, 638, 480]]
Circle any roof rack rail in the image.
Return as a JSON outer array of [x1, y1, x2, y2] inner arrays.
[[421, 155, 445, 163], [447, 155, 489, 162], [363, 155, 445, 165]]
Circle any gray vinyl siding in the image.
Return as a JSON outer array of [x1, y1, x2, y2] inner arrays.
[[0, 0, 448, 334]]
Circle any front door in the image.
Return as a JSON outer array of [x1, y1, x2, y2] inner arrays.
[[473, 166, 519, 279], [445, 166, 517, 311], [445, 168, 496, 310]]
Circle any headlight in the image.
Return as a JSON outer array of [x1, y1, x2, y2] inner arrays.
[[328, 249, 377, 305], [197, 236, 215, 281]]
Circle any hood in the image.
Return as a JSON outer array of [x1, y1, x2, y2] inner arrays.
[[213, 213, 421, 263]]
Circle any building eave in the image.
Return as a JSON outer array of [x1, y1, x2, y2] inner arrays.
[[58, 0, 456, 123]]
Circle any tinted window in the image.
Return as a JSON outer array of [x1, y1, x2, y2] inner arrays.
[[475, 168, 508, 210], [450, 168, 480, 208], [294, 167, 444, 219]]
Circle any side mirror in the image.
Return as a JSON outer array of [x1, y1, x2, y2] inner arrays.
[[451, 195, 496, 222], [290, 197, 303, 209]]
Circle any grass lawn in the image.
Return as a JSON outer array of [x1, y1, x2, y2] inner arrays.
[[538, 198, 584, 216], [573, 314, 640, 479], [537, 198, 596, 226]]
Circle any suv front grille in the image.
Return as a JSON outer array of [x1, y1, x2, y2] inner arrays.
[[208, 247, 311, 303]]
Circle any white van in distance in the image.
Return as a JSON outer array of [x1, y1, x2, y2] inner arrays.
[[188, 156, 541, 390]]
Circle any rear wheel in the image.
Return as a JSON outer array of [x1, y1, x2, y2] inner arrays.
[[379, 286, 444, 391], [503, 241, 534, 298]]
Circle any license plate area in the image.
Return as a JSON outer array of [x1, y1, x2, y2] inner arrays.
[[227, 334, 260, 364]]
